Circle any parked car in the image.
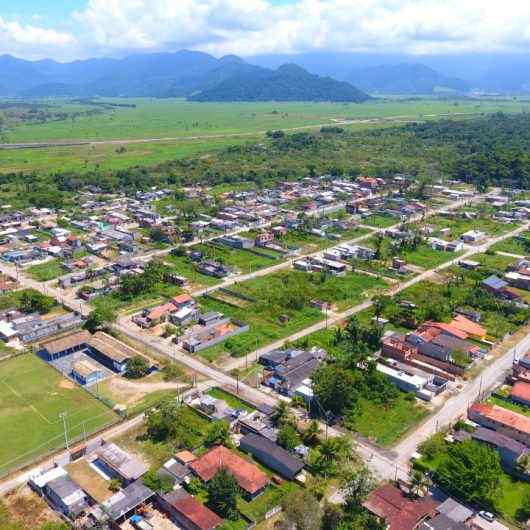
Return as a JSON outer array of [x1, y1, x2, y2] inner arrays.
[[478, 510, 495, 522]]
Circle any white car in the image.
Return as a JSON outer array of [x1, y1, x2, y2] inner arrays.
[[478, 510, 495, 522]]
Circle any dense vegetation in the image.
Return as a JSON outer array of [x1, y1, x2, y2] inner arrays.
[[1, 112, 529, 208], [189, 64, 370, 102]]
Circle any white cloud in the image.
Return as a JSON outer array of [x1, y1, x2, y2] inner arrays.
[[70, 0, 530, 57], [5, 0, 530, 60], [0, 16, 73, 58]]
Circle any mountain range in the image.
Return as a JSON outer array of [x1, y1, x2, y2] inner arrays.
[[248, 52, 530, 93], [0, 51, 369, 101], [2, 49, 530, 99]]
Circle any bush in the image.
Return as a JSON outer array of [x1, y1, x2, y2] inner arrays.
[[125, 356, 150, 379]]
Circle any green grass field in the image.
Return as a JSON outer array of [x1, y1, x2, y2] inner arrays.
[[490, 235, 530, 256], [347, 394, 429, 446], [197, 270, 387, 361], [26, 259, 66, 281], [0, 354, 117, 475], [4, 97, 530, 174]]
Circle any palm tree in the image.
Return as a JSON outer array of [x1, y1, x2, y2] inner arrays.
[[410, 470, 431, 498]]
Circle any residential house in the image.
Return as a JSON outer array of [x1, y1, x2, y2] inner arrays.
[[511, 381, 530, 407], [468, 402, 530, 446], [472, 426, 529, 468], [102, 480, 154, 524], [482, 275, 522, 301], [239, 433, 304, 480], [363, 484, 438, 530], [44, 474, 89, 519], [91, 442, 148, 486], [460, 230, 486, 244], [260, 348, 326, 397], [505, 271, 530, 291], [189, 445, 268, 499], [377, 363, 428, 394], [158, 489, 223, 530], [182, 315, 248, 353]]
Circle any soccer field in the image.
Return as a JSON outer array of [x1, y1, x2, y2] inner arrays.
[[0, 354, 118, 476]]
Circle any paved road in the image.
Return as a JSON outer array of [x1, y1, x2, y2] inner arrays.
[[3, 189, 527, 489]]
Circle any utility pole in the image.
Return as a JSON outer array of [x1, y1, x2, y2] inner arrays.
[[59, 412, 69, 451]]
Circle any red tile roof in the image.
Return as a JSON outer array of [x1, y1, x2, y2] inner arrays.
[[190, 446, 268, 495], [363, 485, 438, 530], [470, 403, 530, 435], [147, 303, 175, 321], [511, 382, 530, 404], [169, 492, 222, 530], [450, 315, 486, 338], [172, 294, 193, 305], [430, 322, 468, 340]]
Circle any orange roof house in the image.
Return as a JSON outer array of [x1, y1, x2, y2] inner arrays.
[[511, 382, 530, 407], [449, 315, 487, 340], [189, 446, 268, 496]]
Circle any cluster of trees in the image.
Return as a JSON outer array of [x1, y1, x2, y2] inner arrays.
[[17, 290, 56, 314], [406, 112, 530, 189], [118, 260, 171, 299], [312, 316, 398, 419]]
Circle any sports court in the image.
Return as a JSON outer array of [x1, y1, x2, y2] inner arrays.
[[0, 354, 117, 475]]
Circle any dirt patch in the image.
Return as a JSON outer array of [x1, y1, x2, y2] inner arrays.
[[59, 380, 76, 390], [1, 486, 61, 528], [103, 376, 187, 406], [66, 459, 113, 503]]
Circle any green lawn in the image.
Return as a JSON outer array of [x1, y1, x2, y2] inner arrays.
[[361, 213, 399, 228], [237, 482, 298, 523], [490, 236, 530, 257], [425, 214, 519, 238], [164, 253, 222, 288], [0, 354, 117, 476], [346, 393, 429, 447], [207, 387, 255, 412], [399, 244, 463, 269], [487, 396, 530, 418], [473, 252, 518, 271], [26, 259, 66, 281]]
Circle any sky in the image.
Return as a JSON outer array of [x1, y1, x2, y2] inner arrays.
[[2, 0, 530, 61]]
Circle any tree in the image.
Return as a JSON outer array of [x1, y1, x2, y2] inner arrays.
[[271, 400, 292, 427], [205, 420, 231, 447], [109, 478, 122, 492], [18, 290, 55, 314], [125, 356, 150, 379], [312, 364, 359, 417], [340, 463, 377, 514], [277, 423, 301, 451], [437, 440, 502, 509], [310, 436, 353, 477], [142, 468, 174, 493], [279, 488, 322, 530], [410, 470, 431, 498], [207, 467, 240, 520], [322, 502, 344, 530], [85, 305, 116, 333], [302, 419, 321, 446]]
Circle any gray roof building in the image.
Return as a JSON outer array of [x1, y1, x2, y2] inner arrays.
[[239, 433, 304, 480]]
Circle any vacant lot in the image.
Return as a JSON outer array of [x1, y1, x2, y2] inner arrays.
[[490, 235, 530, 256], [26, 259, 66, 281], [425, 214, 518, 238], [197, 270, 387, 361], [0, 354, 117, 476]]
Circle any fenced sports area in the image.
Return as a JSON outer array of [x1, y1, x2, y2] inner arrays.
[[0, 353, 117, 476]]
